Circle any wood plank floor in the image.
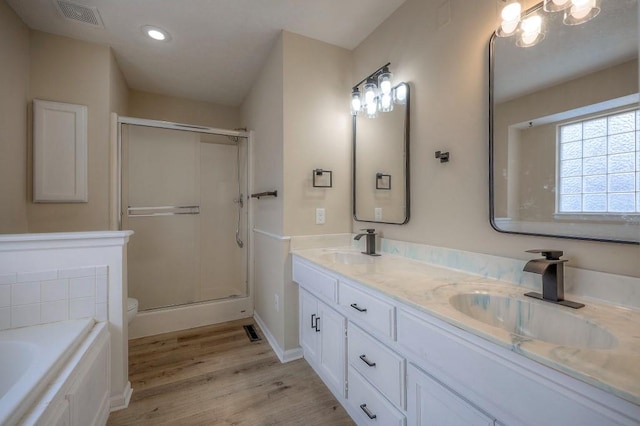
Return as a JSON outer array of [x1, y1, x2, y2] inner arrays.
[[107, 318, 354, 425]]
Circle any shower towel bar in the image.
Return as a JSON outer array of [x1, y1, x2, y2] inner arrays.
[[251, 191, 277, 199], [127, 205, 200, 217]]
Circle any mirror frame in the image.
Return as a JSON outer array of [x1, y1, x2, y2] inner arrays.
[[353, 82, 411, 225], [488, 27, 639, 245]]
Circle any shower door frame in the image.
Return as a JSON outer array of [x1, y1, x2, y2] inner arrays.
[[115, 116, 253, 338]]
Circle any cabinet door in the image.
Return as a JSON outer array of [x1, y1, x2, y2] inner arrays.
[[318, 300, 347, 397], [407, 364, 494, 426], [300, 289, 320, 362]]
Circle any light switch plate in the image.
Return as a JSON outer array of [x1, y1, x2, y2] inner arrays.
[[374, 208, 382, 221], [315, 208, 325, 224]]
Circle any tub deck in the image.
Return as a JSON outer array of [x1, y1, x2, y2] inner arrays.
[[0, 318, 95, 425]]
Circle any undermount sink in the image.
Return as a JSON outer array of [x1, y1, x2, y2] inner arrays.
[[322, 250, 375, 265], [449, 292, 617, 350]]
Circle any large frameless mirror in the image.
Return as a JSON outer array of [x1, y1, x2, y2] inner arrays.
[[354, 82, 410, 224], [490, 0, 639, 244]]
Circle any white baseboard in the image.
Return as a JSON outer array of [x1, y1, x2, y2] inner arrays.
[[253, 312, 303, 363], [110, 380, 132, 412]]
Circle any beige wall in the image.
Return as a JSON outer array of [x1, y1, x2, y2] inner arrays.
[[27, 31, 113, 232], [352, 0, 639, 277], [241, 31, 352, 352], [0, 1, 29, 233], [282, 31, 352, 236], [128, 89, 240, 130], [109, 50, 129, 117], [241, 34, 286, 349]]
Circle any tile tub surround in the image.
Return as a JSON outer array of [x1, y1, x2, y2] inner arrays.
[[292, 247, 640, 407], [0, 266, 108, 330]]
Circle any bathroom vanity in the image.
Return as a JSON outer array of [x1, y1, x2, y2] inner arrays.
[[292, 249, 640, 425]]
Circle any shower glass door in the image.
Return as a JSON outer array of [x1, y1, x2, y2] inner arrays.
[[122, 124, 248, 312], [123, 125, 201, 310]]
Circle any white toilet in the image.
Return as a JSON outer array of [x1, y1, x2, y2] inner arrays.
[[127, 297, 139, 324]]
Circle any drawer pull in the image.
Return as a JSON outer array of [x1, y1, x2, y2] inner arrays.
[[350, 303, 367, 312], [311, 314, 316, 329], [359, 354, 376, 367], [314, 316, 320, 332], [359, 404, 377, 419]]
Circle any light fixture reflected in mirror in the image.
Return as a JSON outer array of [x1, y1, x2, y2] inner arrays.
[[497, 0, 522, 37], [496, 0, 603, 48], [543, 0, 571, 12], [564, 0, 600, 25], [517, 13, 545, 47]]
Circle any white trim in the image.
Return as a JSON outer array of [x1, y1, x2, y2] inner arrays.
[[253, 228, 291, 241], [109, 381, 132, 412], [253, 311, 303, 363], [117, 116, 248, 138], [0, 231, 133, 252]]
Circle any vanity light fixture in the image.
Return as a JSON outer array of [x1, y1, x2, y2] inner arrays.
[[142, 25, 171, 42], [350, 62, 402, 117], [497, 0, 602, 48]]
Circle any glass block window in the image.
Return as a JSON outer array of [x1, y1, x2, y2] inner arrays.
[[558, 108, 639, 214]]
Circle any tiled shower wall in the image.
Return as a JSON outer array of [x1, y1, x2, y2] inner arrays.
[[0, 265, 108, 330]]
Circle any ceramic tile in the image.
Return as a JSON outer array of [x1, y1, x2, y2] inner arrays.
[[96, 275, 108, 304], [69, 297, 95, 319], [41, 300, 69, 323], [0, 307, 9, 330], [17, 270, 57, 283], [41, 279, 69, 302], [0, 273, 16, 285], [11, 304, 40, 328], [69, 276, 95, 299], [11, 282, 41, 305], [0, 285, 9, 307]]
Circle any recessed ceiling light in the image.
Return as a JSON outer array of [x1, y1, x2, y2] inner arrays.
[[141, 25, 171, 42]]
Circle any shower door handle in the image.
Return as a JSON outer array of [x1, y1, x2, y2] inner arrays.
[[127, 206, 200, 217]]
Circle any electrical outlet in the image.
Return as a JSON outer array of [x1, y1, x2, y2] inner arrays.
[[374, 207, 382, 221], [274, 293, 280, 312], [315, 208, 325, 224]]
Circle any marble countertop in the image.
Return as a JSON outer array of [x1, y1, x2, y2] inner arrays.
[[292, 247, 640, 407]]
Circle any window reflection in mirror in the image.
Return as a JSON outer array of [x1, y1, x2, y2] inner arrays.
[[354, 82, 410, 224], [490, 0, 639, 243]]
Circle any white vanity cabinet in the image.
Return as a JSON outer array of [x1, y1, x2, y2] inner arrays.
[[407, 364, 494, 426], [292, 255, 640, 426], [299, 288, 347, 397]]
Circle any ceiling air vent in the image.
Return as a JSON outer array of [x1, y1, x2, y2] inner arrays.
[[54, 0, 104, 28]]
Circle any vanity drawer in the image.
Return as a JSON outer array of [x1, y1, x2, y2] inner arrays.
[[348, 323, 405, 408], [339, 281, 395, 339], [292, 258, 337, 303], [348, 368, 406, 426]]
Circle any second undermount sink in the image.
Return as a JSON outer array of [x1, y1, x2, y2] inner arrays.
[[321, 250, 376, 265], [449, 292, 617, 350]]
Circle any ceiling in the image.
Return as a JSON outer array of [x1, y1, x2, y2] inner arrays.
[[7, 0, 407, 106]]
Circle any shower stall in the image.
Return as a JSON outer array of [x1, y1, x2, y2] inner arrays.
[[118, 117, 251, 336]]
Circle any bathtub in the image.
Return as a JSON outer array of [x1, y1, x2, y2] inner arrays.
[[0, 319, 96, 425]]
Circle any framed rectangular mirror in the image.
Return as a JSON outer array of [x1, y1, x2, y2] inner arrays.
[[490, 0, 639, 244], [354, 82, 410, 224]]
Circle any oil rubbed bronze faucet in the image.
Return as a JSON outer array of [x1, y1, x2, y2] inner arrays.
[[523, 250, 584, 309], [354, 229, 380, 256]]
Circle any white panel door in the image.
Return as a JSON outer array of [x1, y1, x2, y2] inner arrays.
[[318, 300, 346, 397], [407, 364, 494, 426], [300, 289, 319, 363]]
